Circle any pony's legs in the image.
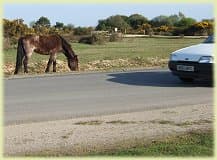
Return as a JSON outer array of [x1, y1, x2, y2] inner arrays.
[[23, 47, 33, 73], [53, 60, 57, 72], [53, 54, 57, 72], [45, 54, 56, 73], [23, 55, 29, 73], [45, 58, 52, 73]]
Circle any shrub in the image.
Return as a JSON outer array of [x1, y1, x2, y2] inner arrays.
[[61, 33, 80, 43], [79, 34, 107, 45], [3, 37, 18, 50], [3, 38, 11, 50], [74, 27, 94, 35], [109, 33, 123, 42]]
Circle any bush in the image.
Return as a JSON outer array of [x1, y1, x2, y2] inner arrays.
[[74, 27, 94, 35], [79, 36, 91, 44], [172, 27, 186, 36], [61, 33, 81, 43], [3, 37, 18, 50], [79, 34, 107, 45], [109, 33, 123, 42], [3, 38, 11, 50]]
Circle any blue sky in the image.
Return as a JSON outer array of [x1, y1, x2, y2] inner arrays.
[[4, 3, 214, 27]]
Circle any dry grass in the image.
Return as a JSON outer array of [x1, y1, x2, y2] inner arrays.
[[149, 119, 212, 127], [74, 120, 103, 125], [106, 120, 138, 124]]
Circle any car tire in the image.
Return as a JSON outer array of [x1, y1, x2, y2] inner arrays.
[[179, 77, 194, 82]]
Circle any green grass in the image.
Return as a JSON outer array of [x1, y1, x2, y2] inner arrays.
[[93, 130, 213, 157], [3, 37, 204, 75], [72, 37, 203, 64]]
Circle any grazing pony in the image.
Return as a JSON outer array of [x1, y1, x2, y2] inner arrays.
[[14, 34, 78, 74]]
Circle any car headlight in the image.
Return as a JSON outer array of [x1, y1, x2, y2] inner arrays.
[[198, 56, 214, 63], [170, 54, 178, 61]]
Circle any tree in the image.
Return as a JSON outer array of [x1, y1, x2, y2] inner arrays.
[[150, 15, 169, 27], [178, 12, 185, 19], [107, 15, 130, 32], [54, 22, 64, 29], [96, 19, 108, 31], [34, 16, 51, 27], [33, 16, 51, 34], [175, 17, 196, 27], [128, 14, 148, 29], [96, 15, 130, 32], [167, 14, 180, 26], [150, 13, 187, 27]]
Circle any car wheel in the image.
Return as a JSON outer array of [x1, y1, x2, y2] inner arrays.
[[179, 77, 194, 82]]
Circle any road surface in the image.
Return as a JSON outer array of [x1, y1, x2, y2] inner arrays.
[[4, 69, 213, 125]]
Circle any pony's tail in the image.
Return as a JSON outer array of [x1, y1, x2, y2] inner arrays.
[[14, 38, 25, 74]]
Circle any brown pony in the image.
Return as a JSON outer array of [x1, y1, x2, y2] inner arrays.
[[14, 34, 78, 74]]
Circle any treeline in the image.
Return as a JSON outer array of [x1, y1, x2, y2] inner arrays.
[[3, 17, 95, 39], [3, 16, 95, 49], [96, 12, 213, 36], [3, 12, 214, 48]]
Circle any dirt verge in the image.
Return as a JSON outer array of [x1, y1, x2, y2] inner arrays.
[[4, 104, 213, 156], [3, 57, 168, 76]]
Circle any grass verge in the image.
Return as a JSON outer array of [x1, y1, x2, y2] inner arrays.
[[22, 130, 213, 157], [91, 130, 213, 157]]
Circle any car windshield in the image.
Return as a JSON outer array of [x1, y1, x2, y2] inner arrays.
[[203, 35, 214, 43]]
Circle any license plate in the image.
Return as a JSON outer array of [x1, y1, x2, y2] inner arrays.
[[177, 65, 194, 72]]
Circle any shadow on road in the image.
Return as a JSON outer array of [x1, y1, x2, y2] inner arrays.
[[107, 71, 213, 87]]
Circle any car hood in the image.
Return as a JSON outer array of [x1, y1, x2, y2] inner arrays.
[[172, 43, 214, 62]]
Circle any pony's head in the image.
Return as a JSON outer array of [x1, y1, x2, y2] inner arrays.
[[68, 55, 79, 71]]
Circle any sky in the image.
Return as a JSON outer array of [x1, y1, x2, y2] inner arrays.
[[3, 3, 214, 27]]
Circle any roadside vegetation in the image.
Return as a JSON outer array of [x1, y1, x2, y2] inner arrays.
[[3, 12, 213, 48], [24, 130, 213, 157], [92, 130, 213, 157]]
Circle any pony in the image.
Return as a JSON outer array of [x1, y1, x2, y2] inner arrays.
[[14, 34, 78, 74]]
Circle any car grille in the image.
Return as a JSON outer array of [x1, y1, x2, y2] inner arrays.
[[176, 61, 198, 64]]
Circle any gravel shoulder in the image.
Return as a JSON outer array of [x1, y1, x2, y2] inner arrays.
[[4, 104, 213, 156]]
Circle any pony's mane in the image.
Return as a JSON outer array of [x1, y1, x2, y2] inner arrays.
[[58, 35, 68, 45], [57, 35, 71, 50], [56, 35, 75, 59]]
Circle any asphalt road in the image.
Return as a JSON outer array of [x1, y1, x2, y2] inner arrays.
[[4, 69, 213, 125]]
